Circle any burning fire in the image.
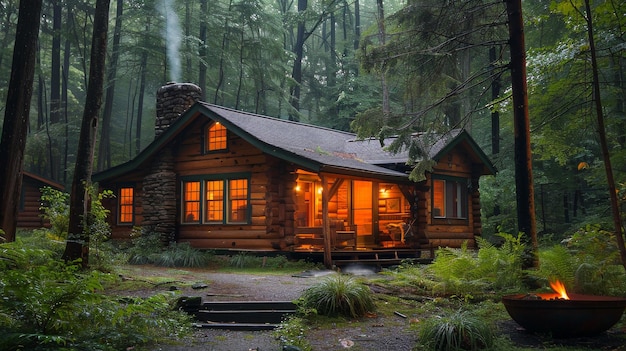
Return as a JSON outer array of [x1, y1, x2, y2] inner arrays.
[[550, 280, 570, 300]]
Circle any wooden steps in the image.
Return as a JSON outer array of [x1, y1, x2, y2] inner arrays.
[[178, 299, 297, 331], [332, 248, 434, 267]]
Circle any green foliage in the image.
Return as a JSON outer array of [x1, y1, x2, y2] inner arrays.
[[229, 251, 256, 268], [531, 225, 626, 296], [428, 234, 525, 297], [38, 186, 114, 266], [417, 309, 494, 351], [0, 245, 191, 351], [126, 227, 163, 264], [126, 228, 212, 268], [152, 242, 213, 268], [300, 274, 375, 318], [39, 186, 70, 240], [273, 315, 312, 351]]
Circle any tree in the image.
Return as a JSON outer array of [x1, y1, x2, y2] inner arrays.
[[505, 0, 538, 268], [97, 0, 123, 172], [62, 0, 110, 266], [0, 0, 43, 242], [581, 0, 626, 269]]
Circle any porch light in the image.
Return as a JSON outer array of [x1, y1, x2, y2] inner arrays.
[[317, 187, 323, 194], [295, 185, 301, 192]]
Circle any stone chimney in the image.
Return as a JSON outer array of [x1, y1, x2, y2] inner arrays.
[[155, 82, 202, 138], [144, 82, 202, 245]]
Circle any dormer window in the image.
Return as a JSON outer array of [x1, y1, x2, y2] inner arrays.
[[206, 122, 227, 152]]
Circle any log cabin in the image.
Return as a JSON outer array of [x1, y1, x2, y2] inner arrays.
[[93, 83, 496, 266], [17, 171, 65, 229]]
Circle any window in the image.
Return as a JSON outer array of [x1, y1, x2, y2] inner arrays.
[[432, 178, 468, 219], [206, 180, 224, 222], [182, 175, 249, 224], [183, 181, 201, 223], [119, 187, 134, 224], [206, 122, 227, 152]]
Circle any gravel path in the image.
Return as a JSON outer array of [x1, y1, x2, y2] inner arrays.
[[141, 267, 419, 351]]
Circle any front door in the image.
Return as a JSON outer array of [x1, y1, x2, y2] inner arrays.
[[353, 180, 374, 246]]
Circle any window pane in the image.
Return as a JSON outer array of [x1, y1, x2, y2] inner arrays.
[[206, 180, 224, 222], [228, 179, 248, 222], [119, 187, 134, 223], [433, 179, 445, 217], [183, 181, 201, 222], [207, 122, 227, 151]]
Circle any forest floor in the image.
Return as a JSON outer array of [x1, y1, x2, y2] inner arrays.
[[113, 265, 626, 351]]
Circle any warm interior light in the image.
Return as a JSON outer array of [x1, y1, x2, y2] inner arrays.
[[295, 185, 301, 192], [550, 280, 570, 300], [317, 187, 323, 194]]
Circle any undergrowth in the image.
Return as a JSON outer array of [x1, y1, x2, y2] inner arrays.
[[0, 242, 191, 351]]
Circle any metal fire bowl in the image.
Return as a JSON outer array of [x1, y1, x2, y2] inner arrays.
[[502, 293, 626, 337]]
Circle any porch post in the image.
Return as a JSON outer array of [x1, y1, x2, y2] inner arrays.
[[321, 175, 332, 268]]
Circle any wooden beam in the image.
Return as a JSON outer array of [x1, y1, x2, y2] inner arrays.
[[321, 175, 332, 268]]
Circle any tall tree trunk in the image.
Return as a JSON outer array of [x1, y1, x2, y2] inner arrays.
[[97, 0, 123, 172], [63, 30, 71, 184], [49, 0, 62, 180], [63, 0, 110, 266], [289, 0, 307, 121], [375, 0, 390, 118], [0, 0, 43, 243], [583, 0, 626, 269], [505, 0, 538, 268], [136, 19, 149, 157], [214, 0, 233, 105], [198, 0, 207, 100]]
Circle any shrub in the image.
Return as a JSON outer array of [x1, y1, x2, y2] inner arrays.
[[127, 227, 163, 265], [152, 242, 212, 267], [531, 225, 626, 296], [0, 249, 190, 351], [417, 309, 494, 351], [428, 233, 525, 297], [273, 315, 312, 351], [300, 274, 375, 318]]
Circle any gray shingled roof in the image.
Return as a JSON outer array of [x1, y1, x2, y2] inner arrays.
[[201, 103, 410, 179], [93, 102, 494, 183]]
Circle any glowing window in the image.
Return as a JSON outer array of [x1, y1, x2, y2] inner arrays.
[[183, 181, 201, 223], [432, 178, 468, 219], [181, 176, 250, 224], [206, 122, 227, 151], [228, 179, 248, 223], [206, 180, 224, 222], [119, 187, 134, 224]]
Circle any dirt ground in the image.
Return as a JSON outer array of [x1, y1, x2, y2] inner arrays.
[[118, 266, 626, 351]]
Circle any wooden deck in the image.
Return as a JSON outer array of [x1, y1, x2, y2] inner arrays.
[[291, 247, 435, 267]]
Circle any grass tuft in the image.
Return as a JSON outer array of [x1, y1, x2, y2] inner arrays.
[[300, 274, 375, 318]]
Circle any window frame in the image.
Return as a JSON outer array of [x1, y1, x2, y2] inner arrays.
[[431, 176, 469, 221], [118, 185, 135, 225], [181, 173, 251, 225], [204, 121, 228, 153]]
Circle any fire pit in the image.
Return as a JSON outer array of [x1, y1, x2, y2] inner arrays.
[[502, 281, 626, 337]]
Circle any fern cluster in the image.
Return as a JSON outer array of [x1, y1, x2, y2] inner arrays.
[[427, 233, 525, 297], [531, 225, 626, 296], [0, 243, 191, 350]]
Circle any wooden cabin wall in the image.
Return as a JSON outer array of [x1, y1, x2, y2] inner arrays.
[[422, 148, 479, 248], [99, 179, 145, 240], [174, 121, 287, 250]]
